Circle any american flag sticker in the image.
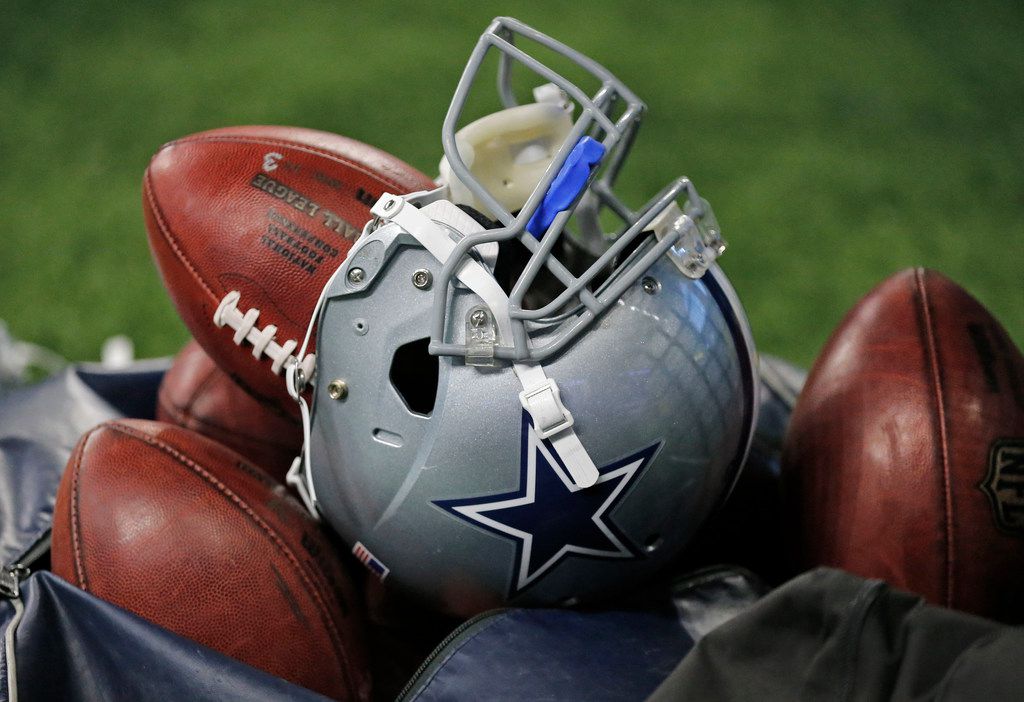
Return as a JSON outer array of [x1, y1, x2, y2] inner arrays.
[[352, 541, 390, 581]]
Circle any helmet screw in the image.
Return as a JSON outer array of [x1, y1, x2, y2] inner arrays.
[[383, 198, 397, 212], [327, 379, 348, 400], [641, 276, 660, 295], [470, 309, 489, 327], [347, 267, 365, 284], [412, 269, 433, 290]]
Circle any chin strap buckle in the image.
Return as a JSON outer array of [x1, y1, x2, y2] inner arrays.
[[519, 378, 574, 438], [518, 376, 599, 489]]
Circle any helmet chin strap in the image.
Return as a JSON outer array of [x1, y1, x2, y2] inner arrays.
[[370, 193, 600, 489]]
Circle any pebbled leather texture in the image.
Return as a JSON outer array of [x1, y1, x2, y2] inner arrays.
[[144, 125, 436, 417], [157, 339, 302, 483], [50, 419, 371, 700], [783, 268, 1024, 622]]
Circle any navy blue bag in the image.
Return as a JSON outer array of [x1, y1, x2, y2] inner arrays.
[[0, 571, 328, 701], [0, 362, 336, 701], [400, 566, 765, 702]]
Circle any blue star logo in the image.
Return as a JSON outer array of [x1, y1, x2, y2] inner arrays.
[[435, 413, 660, 598]]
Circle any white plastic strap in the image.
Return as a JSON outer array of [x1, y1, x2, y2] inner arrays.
[[515, 364, 599, 488], [285, 394, 320, 519], [372, 193, 599, 488]]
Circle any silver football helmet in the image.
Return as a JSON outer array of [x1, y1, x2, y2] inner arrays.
[[286, 17, 758, 616]]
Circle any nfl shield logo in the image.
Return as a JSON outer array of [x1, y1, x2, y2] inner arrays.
[[980, 439, 1024, 536]]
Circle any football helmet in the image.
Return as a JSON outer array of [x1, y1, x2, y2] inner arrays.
[[286, 17, 758, 616]]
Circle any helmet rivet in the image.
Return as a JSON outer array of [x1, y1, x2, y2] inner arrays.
[[327, 379, 348, 400], [347, 268, 365, 284], [641, 276, 660, 295], [470, 309, 489, 327], [412, 269, 433, 289], [383, 198, 397, 212]]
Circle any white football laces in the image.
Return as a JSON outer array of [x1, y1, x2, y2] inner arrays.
[[212, 291, 316, 380]]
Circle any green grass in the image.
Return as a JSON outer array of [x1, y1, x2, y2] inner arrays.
[[1, 0, 1021, 368]]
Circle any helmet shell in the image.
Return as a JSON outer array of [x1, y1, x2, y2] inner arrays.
[[309, 241, 756, 616]]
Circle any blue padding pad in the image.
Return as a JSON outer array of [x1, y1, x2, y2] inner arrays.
[[526, 136, 606, 238]]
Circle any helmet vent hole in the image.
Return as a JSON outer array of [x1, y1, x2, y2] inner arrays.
[[644, 534, 663, 553], [389, 338, 439, 416], [372, 428, 405, 448]]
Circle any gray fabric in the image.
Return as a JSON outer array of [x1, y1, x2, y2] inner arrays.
[[753, 353, 805, 453], [0, 370, 124, 567], [0, 361, 168, 568], [648, 568, 1019, 701], [670, 566, 766, 643]]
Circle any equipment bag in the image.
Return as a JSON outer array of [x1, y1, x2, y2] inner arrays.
[[400, 565, 765, 702]]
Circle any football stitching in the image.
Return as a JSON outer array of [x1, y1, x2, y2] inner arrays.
[[103, 421, 357, 697], [167, 134, 431, 193], [69, 426, 100, 592], [916, 268, 955, 608], [143, 170, 218, 303]]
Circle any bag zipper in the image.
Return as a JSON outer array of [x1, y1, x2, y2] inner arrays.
[[0, 565, 28, 599], [396, 608, 507, 701], [1, 529, 51, 599]]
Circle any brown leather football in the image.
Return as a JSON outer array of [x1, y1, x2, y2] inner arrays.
[[782, 268, 1024, 622], [51, 419, 371, 700], [157, 339, 302, 482], [144, 126, 435, 417]]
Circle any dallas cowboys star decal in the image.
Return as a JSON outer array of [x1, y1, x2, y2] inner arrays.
[[435, 412, 660, 599]]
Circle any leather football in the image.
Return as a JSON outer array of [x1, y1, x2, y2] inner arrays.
[[144, 125, 435, 416], [783, 268, 1024, 622], [51, 419, 371, 700], [157, 339, 301, 482]]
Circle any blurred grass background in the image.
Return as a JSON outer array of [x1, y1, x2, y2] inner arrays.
[[1, 0, 1021, 368]]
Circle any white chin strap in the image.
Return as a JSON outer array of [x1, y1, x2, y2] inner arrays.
[[370, 193, 600, 489]]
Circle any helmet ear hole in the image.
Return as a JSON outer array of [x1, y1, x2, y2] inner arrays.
[[389, 338, 439, 416]]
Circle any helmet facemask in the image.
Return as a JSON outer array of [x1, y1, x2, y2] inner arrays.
[[430, 16, 726, 365]]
